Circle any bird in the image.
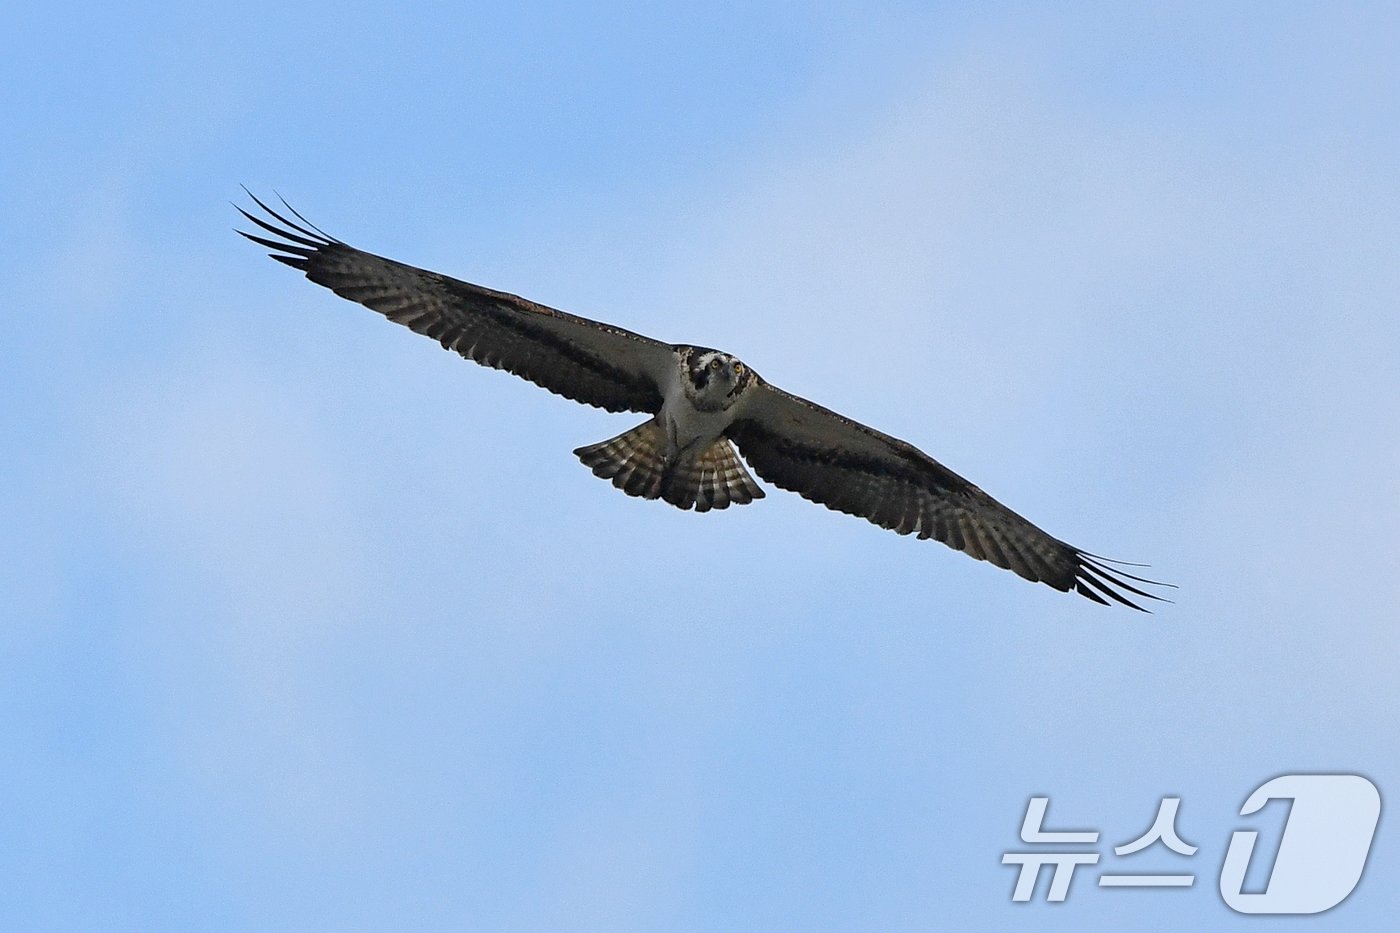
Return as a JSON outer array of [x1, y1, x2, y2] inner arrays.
[[236, 191, 1170, 610]]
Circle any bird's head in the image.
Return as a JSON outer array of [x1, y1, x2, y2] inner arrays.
[[684, 348, 752, 409]]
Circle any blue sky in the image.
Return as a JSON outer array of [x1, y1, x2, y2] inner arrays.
[[4, 2, 1398, 929]]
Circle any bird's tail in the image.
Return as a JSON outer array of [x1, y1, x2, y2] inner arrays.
[[573, 419, 764, 512]]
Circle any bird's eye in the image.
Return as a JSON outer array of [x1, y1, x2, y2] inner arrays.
[[710, 359, 721, 370], [734, 362, 744, 373]]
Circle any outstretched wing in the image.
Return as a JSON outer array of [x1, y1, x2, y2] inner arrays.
[[237, 192, 672, 414], [728, 382, 1169, 610]]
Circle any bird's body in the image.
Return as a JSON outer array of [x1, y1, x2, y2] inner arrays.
[[578, 347, 765, 511], [238, 192, 1169, 610], [658, 348, 754, 458]]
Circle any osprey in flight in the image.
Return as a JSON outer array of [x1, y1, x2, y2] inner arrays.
[[238, 193, 1168, 610]]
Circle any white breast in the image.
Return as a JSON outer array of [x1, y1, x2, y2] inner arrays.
[[656, 355, 743, 458]]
